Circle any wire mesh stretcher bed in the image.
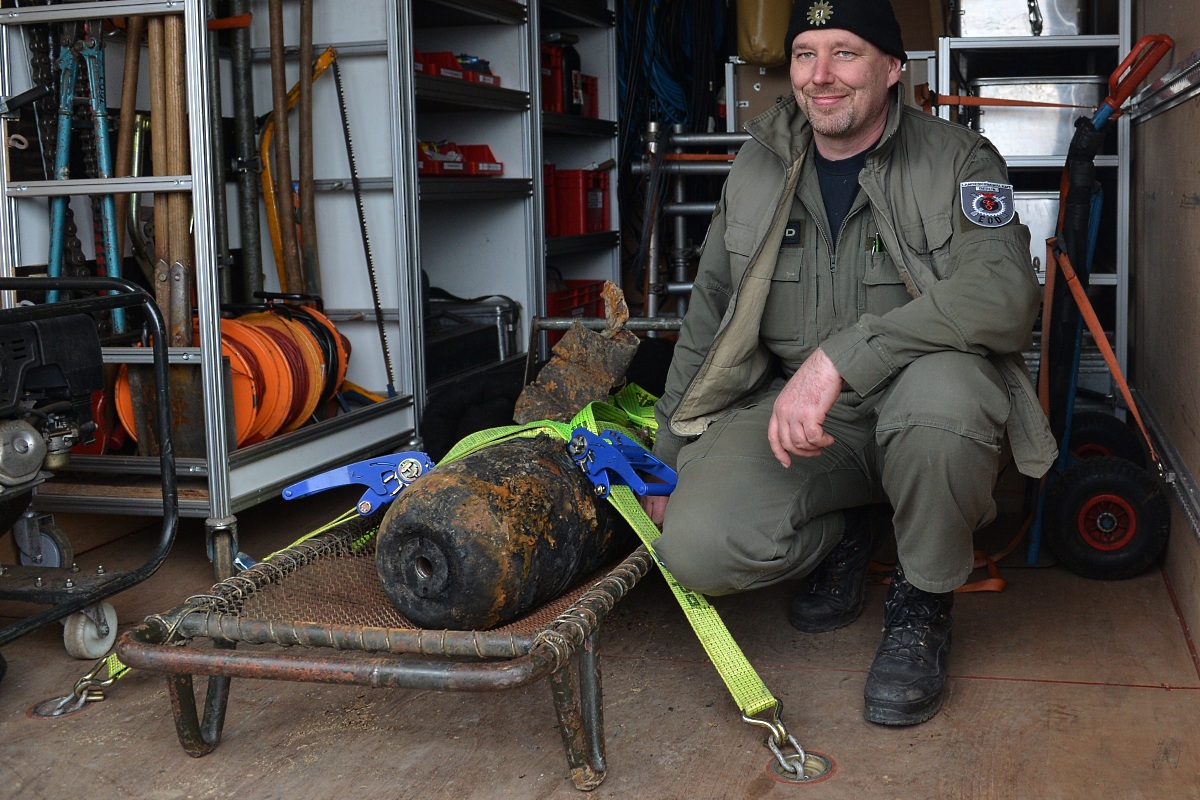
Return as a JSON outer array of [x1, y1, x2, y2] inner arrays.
[[117, 510, 653, 791]]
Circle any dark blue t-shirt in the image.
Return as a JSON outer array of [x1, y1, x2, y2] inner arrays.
[[813, 145, 871, 246]]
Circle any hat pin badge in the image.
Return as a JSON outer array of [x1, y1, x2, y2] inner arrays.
[[807, 1, 833, 26]]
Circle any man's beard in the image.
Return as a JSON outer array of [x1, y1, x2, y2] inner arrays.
[[804, 102, 856, 137]]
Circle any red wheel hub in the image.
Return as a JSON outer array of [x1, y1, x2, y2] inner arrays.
[[1073, 443, 1112, 459], [1076, 493, 1137, 551]]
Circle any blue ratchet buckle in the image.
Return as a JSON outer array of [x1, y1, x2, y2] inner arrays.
[[282, 451, 436, 515], [566, 428, 677, 498]]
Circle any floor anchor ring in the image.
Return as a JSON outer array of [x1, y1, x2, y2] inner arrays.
[[768, 750, 834, 784]]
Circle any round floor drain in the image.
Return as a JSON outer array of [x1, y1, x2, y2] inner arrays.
[[768, 750, 834, 784]]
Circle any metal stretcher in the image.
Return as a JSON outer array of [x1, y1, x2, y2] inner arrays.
[[117, 512, 653, 791]]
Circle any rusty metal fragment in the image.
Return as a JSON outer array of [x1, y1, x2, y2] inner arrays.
[[514, 281, 640, 424], [376, 434, 635, 630]]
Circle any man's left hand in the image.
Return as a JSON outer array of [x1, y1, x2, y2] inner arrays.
[[768, 347, 843, 467]]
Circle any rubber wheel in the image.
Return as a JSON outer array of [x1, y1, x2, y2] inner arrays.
[[1069, 410, 1147, 469], [63, 601, 118, 659], [17, 521, 74, 568], [1044, 456, 1169, 580]]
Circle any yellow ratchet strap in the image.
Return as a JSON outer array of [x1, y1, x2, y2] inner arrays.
[[442, 388, 783, 723]]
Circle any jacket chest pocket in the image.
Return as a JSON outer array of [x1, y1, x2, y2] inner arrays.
[[861, 251, 912, 317], [760, 238, 810, 346], [724, 220, 758, 284]]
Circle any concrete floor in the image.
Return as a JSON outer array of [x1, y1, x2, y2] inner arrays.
[[2, 488, 1199, 800]]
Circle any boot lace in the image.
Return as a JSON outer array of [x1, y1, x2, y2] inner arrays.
[[878, 582, 948, 665]]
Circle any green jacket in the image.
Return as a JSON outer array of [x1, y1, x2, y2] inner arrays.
[[654, 86, 1058, 478]]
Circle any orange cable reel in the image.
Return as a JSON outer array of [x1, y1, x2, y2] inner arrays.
[[114, 329, 259, 448], [219, 318, 293, 444], [283, 304, 350, 406], [196, 320, 259, 447], [238, 311, 324, 433]]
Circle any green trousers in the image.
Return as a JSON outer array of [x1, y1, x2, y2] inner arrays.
[[655, 351, 1011, 595]]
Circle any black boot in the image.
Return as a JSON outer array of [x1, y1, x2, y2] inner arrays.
[[788, 508, 874, 633], [863, 565, 953, 726]]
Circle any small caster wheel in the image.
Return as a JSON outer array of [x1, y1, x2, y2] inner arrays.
[[17, 520, 74, 568], [63, 601, 117, 659]]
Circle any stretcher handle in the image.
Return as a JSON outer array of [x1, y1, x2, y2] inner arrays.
[[1094, 34, 1174, 129]]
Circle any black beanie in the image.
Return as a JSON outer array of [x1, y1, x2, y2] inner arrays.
[[785, 0, 908, 64]]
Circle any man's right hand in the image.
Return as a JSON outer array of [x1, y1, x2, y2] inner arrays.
[[768, 347, 842, 468], [640, 493, 669, 526]]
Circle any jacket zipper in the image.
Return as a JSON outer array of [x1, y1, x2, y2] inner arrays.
[[800, 194, 840, 316]]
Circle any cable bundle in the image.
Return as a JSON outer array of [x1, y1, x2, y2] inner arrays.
[[617, 0, 729, 293]]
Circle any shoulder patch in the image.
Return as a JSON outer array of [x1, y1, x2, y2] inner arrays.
[[960, 181, 1016, 228]]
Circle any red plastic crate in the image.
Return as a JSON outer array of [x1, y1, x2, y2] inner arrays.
[[546, 279, 605, 344], [422, 51, 464, 80], [543, 164, 558, 236], [554, 170, 610, 235], [463, 69, 501, 87], [581, 74, 599, 118], [460, 144, 504, 177], [417, 141, 467, 176], [414, 49, 425, 73], [540, 44, 564, 114]]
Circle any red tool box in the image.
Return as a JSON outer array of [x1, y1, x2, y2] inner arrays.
[[554, 169, 610, 235]]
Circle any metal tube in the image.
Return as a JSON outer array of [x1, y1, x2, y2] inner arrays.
[[670, 124, 688, 318], [646, 206, 661, 319], [164, 13, 190, 345], [122, 623, 553, 691], [147, 15, 171, 318], [663, 201, 717, 216], [113, 14, 144, 264], [183, 0, 232, 527], [81, 36, 126, 331], [268, 0, 303, 293], [578, 630, 605, 773], [206, 4, 231, 305], [229, 0, 262, 300], [0, 1, 178, 26], [630, 161, 734, 176], [297, 0, 320, 296], [46, 46, 78, 300], [0, 22, 18, 297], [664, 131, 750, 147], [529, 316, 682, 331]]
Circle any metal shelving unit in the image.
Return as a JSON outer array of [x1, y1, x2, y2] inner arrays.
[[403, 0, 619, 392], [537, 0, 620, 297], [0, 0, 416, 575], [935, 2, 1131, 399]]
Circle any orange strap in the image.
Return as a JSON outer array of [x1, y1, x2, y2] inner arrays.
[[869, 547, 1008, 594], [1048, 242, 1162, 467], [208, 13, 252, 31], [915, 84, 1097, 116], [957, 550, 1007, 594]]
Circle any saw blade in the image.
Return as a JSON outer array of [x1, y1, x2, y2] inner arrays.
[[332, 57, 396, 397]]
